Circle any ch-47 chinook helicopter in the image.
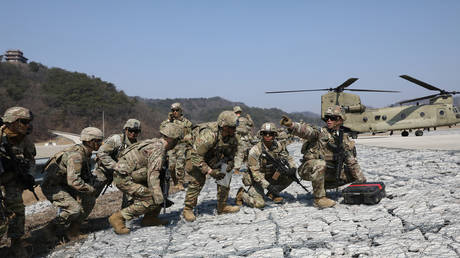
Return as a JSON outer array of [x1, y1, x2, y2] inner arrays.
[[266, 75, 460, 138]]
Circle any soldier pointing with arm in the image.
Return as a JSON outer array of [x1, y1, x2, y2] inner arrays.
[[280, 105, 366, 209]]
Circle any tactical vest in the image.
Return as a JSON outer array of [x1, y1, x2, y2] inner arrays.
[[301, 127, 337, 162], [189, 122, 238, 169], [43, 144, 91, 185], [258, 141, 284, 175]]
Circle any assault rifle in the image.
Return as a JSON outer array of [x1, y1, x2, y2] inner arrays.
[[160, 158, 174, 214], [0, 136, 39, 200], [99, 162, 114, 196], [329, 128, 345, 199], [261, 150, 310, 194]]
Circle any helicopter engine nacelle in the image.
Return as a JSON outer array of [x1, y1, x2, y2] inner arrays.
[[344, 104, 366, 113]]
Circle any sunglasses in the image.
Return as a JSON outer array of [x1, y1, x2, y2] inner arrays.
[[18, 119, 31, 125], [325, 116, 340, 121], [171, 109, 180, 112], [128, 128, 141, 134], [93, 139, 103, 144], [261, 132, 276, 137]]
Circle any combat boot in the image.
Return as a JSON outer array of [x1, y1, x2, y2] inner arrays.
[[10, 238, 29, 258], [314, 197, 336, 209], [109, 211, 130, 234], [217, 202, 240, 215], [182, 206, 196, 222], [267, 193, 284, 204], [235, 187, 245, 206], [141, 207, 168, 227]]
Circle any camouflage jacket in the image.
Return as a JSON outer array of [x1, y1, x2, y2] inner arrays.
[[161, 113, 193, 143], [113, 138, 166, 204], [247, 141, 296, 189], [236, 115, 254, 136], [188, 122, 238, 173], [291, 122, 357, 167], [96, 133, 135, 170], [43, 144, 95, 193], [0, 125, 36, 185]]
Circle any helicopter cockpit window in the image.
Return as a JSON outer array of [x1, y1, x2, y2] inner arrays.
[[420, 112, 425, 117], [363, 117, 368, 122], [439, 110, 445, 116], [374, 115, 381, 120], [453, 107, 458, 113], [382, 115, 387, 120]]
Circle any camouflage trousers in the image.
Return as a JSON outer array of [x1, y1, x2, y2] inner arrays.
[[168, 142, 187, 185], [41, 184, 96, 226], [234, 138, 252, 170], [120, 196, 160, 221], [0, 181, 25, 240], [183, 164, 231, 210], [298, 159, 365, 198], [240, 175, 292, 209]]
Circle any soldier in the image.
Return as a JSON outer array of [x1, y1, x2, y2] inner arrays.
[[280, 105, 366, 209], [236, 122, 296, 208], [276, 127, 290, 151], [160, 103, 193, 191], [96, 119, 141, 207], [108, 123, 182, 234], [233, 106, 254, 172], [182, 111, 240, 222], [0, 107, 36, 257], [41, 127, 103, 241]]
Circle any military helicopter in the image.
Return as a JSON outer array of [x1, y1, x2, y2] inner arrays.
[[266, 76, 460, 138]]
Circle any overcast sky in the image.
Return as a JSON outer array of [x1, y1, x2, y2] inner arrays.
[[2, 1, 459, 114]]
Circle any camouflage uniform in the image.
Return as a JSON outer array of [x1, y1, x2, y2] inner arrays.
[[288, 107, 366, 200], [239, 140, 295, 208], [183, 111, 240, 221], [160, 112, 193, 186], [0, 107, 36, 244], [276, 128, 290, 150], [42, 141, 99, 228], [112, 138, 167, 221], [96, 119, 140, 206], [233, 106, 254, 170]]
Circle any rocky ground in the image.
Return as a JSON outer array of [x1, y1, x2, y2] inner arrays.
[[2, 131, 460, 257]]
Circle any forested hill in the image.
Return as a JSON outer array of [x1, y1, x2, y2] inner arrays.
[[0, 62, 321, 141]]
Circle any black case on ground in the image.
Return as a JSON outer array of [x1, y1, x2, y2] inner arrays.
[[342, 182, 386, 205]]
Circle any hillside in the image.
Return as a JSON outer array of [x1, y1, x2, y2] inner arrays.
[[0, 62, 321, 141]]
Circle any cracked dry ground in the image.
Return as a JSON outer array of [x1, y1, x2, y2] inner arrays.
[[2, 142, 460, 257]]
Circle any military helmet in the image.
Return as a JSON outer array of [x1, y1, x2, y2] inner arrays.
[[171, 102, 182, 111], [160, 123, 183, 139], [123, 119, 141, 130], [324, 105, 346, 121], [260, 122, 278, 136], [80, 127, 103, 141], [233, 106, 243, 113], [2, 106, 33, 123], [217, 110, 238, 127]]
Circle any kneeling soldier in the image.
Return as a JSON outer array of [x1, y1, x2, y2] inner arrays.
[[42, 127, 103, 240], [108, 123, 182, 234], [236, 123, 296, 208], [280, 106, 366, 209]]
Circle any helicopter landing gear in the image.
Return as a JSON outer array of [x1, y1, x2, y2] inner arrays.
[[401, 130, 409, 137], [415, 130, 423, 136]]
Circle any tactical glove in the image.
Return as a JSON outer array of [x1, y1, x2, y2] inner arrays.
[[286, 168, 297, 178], [266, 185, 278, 195], [209, 169, 226, 180], [160, 198, 174, 208], [280, 116, 293, 127]]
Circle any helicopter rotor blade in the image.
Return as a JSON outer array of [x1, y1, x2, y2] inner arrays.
[[346, 89, 400, 93], [336, 78, 359, 92], [399, 75, 443, 92], [265, 89, 334, 94], [396, 93, 440, 105]]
